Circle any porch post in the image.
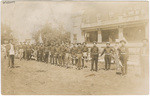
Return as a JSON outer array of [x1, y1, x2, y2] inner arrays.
[[118, 26, 124, 41], [98, 29, 102, 43], [81, 31, 85, 43]]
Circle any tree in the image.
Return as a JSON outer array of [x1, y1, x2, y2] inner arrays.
[[1, 23, 14, 44], [32, 23, 70, 45]]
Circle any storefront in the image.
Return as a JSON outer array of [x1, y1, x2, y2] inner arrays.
[[81, 18, 148, 44]]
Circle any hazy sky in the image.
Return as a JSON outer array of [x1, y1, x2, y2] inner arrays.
[[2, 1, 79, 42], [1, 1, 148, 42]]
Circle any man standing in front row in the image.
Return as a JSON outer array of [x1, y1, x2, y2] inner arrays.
[[76, 43, 83, 70], [26, 42, 31, 60], [60, 43, 66, 67], [7, 39, 15, 68], [44, 44, 49, 63], [118, 40, 129, 75], [90, 41, 99, 71], [82, 42, 88, 68], [100, 42, 113, 70], [50, 43, 56, 64], [70, 43, 77, 65]]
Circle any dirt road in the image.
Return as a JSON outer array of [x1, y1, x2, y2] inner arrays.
[[1, 56, 149, 95]]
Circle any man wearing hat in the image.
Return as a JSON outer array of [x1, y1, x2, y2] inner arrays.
[[42, 44, 45, 62], [60, 43, 67, 67], [54, 43, 60, 65], [70, 43, 77, 65], [7, 39, 16, 68], [23, 42, 27, 60], [90, 41, 99, 71], [44, 44, 49, 63], [112, 41, 122, 74], [36, 44, 40, 61], [76, 43, 83, 70], [65, 43, 71, 68], [50, 42, 56, 64], [57, 43, 62, 66], [118, 40, 129, 75], [82, 42, 88, 68], [18, 42, 24, 61], [38, 44, 43, 62], [26, 42, 32, 60], [101, 42, 113, 70], [2, 39, 8, 59]]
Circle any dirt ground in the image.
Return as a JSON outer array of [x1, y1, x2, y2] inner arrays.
[[1, 55, 149, 95]]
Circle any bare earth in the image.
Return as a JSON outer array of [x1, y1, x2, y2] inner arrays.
[[1, 55, 149, 95]]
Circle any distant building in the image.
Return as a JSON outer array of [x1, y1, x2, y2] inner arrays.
[[71, 2, 149, 45]]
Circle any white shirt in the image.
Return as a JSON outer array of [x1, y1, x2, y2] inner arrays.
[[9, 43, 15, 55]]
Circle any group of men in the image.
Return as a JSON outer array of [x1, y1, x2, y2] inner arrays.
[[15, 40, 129, 75], [2, 37, 149, 77], [3, 39, 130, 76], [17, 42, 89, 69]]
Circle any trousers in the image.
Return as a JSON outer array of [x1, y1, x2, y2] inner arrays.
[[120, 54, 128, 75], [104, 55, 111, 70], [91, 54, 98, 71], [9, 55, 14, 67]]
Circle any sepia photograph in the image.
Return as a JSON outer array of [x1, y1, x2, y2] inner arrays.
[[1, 0, 149, 95]]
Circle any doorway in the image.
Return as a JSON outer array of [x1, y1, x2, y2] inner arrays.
[[101, 29, 118, 42], [85, 31, 98, 43]]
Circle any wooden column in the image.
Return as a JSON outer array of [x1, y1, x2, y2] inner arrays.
[[118, 26, 124, 41], [98, 30, 102, 43]]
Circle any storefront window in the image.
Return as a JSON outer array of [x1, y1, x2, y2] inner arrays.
[[101, 29, 118, 42], [123, 26, 145, 42], [85, 31, 98, 43]]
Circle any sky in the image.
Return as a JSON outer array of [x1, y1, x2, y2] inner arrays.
[[1, 1, 148, 42], [1, 1, 79, 42]]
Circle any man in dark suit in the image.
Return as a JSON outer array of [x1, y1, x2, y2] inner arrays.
[[90, 41, 99, 71]]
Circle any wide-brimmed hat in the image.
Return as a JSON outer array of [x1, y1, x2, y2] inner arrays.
[[93, 41, 97, 44], [106, 42, 110, 45], [77, 43, 81, 45], [82, 42, 87, 44], [120, 40, 126, 44]]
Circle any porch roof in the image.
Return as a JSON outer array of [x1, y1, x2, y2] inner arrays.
[[81, 16, 148, 31]]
